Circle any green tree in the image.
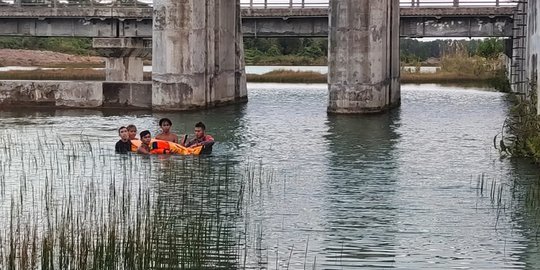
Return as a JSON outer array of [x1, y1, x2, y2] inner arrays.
[[476, 38, 504, 59]]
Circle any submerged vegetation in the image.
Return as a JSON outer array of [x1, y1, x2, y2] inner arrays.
[[0, 131, 315, 269]]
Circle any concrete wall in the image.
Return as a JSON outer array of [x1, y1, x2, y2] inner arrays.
[[0, 81, 152, 109], [528, 1, 540, 112], [328, 0, 400, 113], [105, 57, 144, 82], [152, 0, 247, 111], [102, 82, 152, 108]]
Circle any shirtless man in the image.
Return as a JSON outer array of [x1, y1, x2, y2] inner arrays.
[[155, 118, 179, 143], [137, 130, 152, 155]]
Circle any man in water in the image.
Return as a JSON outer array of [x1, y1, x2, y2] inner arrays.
[[185, 122, 214, 154], [115, 126, 132, 154], [155, 118, 179, 143], [137, 130, 152, 155]]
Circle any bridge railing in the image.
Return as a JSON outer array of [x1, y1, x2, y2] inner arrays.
[[0, 0, 149, 7], [0, 0, 519, 8], [240, 0, 518, 9]]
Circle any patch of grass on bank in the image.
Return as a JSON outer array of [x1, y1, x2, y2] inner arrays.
[[401, 69, 510, 91], [496, 82, 540, 162], [0, 69, 105, 81], [0, 69, 152, 81], [44, 62, 105, 69], [247, 70, 326, 83], [247, 69, 508, 87], [246, 55, 327, 66]]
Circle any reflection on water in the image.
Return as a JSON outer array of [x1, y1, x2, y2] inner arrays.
[[322, 112, 401, 268], [0, 83, 539, 269]]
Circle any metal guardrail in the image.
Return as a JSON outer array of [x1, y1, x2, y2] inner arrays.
[[0, 0, 519, 8], [241, 0, 518, 8]]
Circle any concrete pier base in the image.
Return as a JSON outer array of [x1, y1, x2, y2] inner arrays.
[[93, 38, 150, 82], [328, 0, 400, 114], [152, 0, 247, 111]]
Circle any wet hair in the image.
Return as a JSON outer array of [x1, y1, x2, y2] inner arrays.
[[159, 118, 172, 126], [118, 126, 127, 134], [195, 122, 206, 131], [140, 130, 151, 138], [127, 124, 137, 131]]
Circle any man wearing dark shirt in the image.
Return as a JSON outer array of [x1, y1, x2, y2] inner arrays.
[[115, 126, 132, 154], [185, 122, 215, 154]]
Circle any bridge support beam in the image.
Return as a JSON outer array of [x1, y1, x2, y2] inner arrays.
[[152, 0, 247, 111], [328, 0, 400, 114], [93, 38, 150, 82]]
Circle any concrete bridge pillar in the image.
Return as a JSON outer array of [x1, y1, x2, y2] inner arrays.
[[152, 0, 247, 110], [328, 0, 400, 114], [527, 0, 540, 113], [93, 38, 151, 82]]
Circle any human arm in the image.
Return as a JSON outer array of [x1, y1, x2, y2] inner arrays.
[[188, 135, 214, 147], [137, 144, 150, 155]]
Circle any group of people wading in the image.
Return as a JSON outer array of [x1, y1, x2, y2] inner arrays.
[[115, 118, 214, 155]]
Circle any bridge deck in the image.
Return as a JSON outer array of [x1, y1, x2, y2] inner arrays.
[[0, 6, 516, 38], [0, 6, 515, 18]]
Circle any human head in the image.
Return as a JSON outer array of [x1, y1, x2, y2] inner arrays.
[[159, 118, 172, 133], [140, 130, 151, 145], [127, 124, 137, 140], [194, 122, 206, 139], [118, 126, 129, 141]]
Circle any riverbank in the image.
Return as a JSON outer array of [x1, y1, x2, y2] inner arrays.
[[0, 49, 509, 88], [497, 89, 540, 163], [0, 68, 508, 89]]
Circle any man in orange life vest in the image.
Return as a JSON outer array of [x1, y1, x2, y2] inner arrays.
[[137, 130, 172, 155]]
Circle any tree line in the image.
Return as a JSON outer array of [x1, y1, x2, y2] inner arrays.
[[0, 36, 506, 65]]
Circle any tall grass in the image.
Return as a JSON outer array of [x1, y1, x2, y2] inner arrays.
[[0, 129, 310, 269], [0, 69, 152, 81], [0, 130, 259, 269], [495, 80, 540, 162]]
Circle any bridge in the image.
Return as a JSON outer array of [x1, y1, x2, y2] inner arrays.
[[0, 0, 533, 114], [0, 2, 516, 38]]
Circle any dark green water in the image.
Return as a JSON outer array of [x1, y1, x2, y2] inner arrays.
[[0, 83, 539, 269]]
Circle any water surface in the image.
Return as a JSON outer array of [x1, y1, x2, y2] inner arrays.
[[0, 83, 538, 269]]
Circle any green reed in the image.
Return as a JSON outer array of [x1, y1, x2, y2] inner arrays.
[[0, 129, 270, 269], [0, 127, 319, 269]]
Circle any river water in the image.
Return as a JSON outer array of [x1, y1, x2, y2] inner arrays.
[[0, 83, 539, 269]]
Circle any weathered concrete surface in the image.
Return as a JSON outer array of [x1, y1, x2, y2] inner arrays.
[[152, 0, 247, 111], [104, 57, 143, 82], [102, 82, 152, 108], [0, 81, 102, 108], [328, 0, 400, 114], [528, 0, 540, 112], [94, 38, 150, 81], [0, 81, 154, 109], [0, 6, 515, 38]]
